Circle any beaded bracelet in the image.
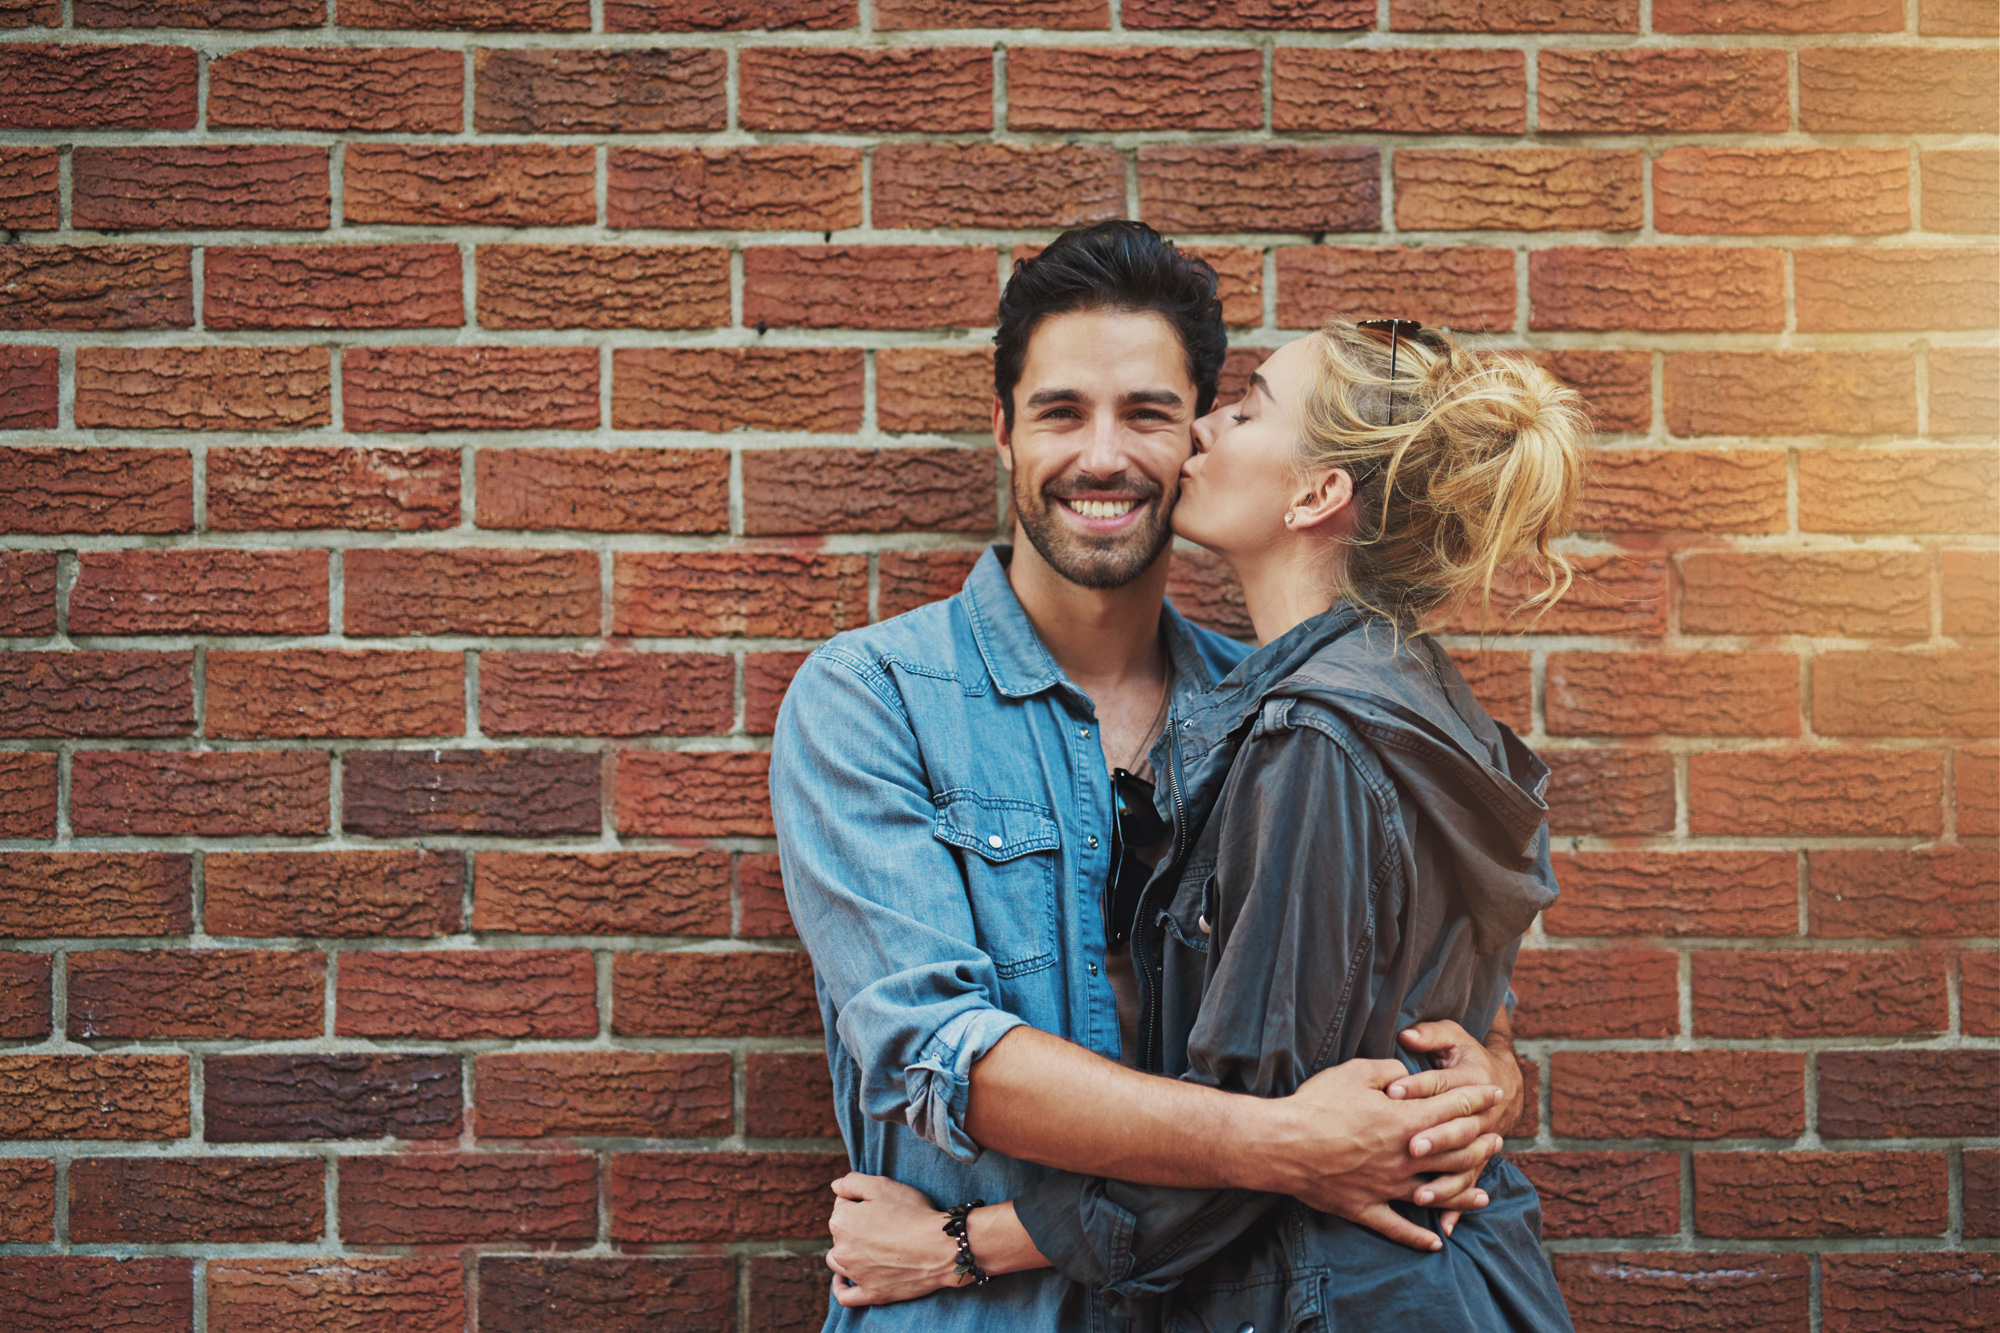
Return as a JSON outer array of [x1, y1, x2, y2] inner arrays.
[[941, 1199, 989, 1286]]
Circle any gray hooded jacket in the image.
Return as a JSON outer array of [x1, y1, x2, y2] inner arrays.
[[1015, 603, 1574, 1333]]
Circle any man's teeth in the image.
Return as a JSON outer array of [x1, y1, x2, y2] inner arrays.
[[1068, 499, 1139, 520]]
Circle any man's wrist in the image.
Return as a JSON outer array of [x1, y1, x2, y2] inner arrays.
[[1219, 1091, 1308, 1196]]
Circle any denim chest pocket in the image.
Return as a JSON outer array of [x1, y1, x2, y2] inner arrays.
[[933, 790, 1061, 980]]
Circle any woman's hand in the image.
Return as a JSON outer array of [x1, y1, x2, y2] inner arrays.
[[825, 1173, 962, 1307], [1389, 1016, 1527, 1236]]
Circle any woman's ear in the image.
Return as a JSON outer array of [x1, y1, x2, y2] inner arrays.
[[1287, 467, 1353, 534]]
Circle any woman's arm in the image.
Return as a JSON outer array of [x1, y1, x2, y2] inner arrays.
[[824, 1173, 1047, 1308]]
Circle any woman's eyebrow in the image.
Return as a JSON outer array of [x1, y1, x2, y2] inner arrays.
[[1248, 373, 1273, 402]]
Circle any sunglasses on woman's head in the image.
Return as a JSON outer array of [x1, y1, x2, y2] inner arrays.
[[1356, 317, 1423, 426]]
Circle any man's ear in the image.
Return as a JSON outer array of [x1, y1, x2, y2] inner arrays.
[[1289, 467, 1354, 534], [992, 394, 1014, 472]]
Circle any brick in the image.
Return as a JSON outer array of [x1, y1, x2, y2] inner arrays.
[[1819, 1050, 2000, 1138], [1187, 245, 1265, 329], [208, 1258, 464, 1333], [1553, 1050, 1803, 1139], [610, 144, 862, 230], [477, 245, 729, 331], [1691, 750, 1942, 837], [1392, 0, 1636, 29], [208, 649, 463, 740], [1276, 246, 1515, 330], [339, 1152, 596, 1244], [0, 446, 191, 534], [1923, 151, 1999, 234], [0, 852, 190, 937], [0, 0, 54, 22], [1944, 549, 1998, 637], [1695, 950, 1947, 1039], [1540, 48, 1786, 133], [1513, 1152, 1676, 1239], [0, 44, 195, 129], [0, 148, 57, 230], [70, 1157, 321, 1243], [209, 47, 462, 132], [1972, 1150, 2000, 1237], [0, 1054, 188, 1139], [205, 244, 461, 330], [1816, 650, 1998, 738], [346, 347, 598, 432], [68, 949, 323, 1040], [1656, 0, 1901, 29], [77, 0, 323, 23], [205, 849, 461, 938], [479, 1257, 737, 1333], [611, 0, 853, 28], [746, 1051, 838, 1138], [0, 650, 191, 738], [1394, 149, 1639, 232], [613, 348, 862, 432], [619, 750, 773, 836], [741, 45, 990, 132], [1958, 751, 1999, 836], [209, 445, 459, 531], [71, 750, 328, 837], [615, 550, 868, 637], [1531, 247, 1783, 333], [476, 47, 724, 134], [1680, 551, 1931, 638], [1130, 0, 1368, 23], [0, 346, 57, 430], [1799, 248, 2000, 334], [0, 1258, 192, 1333], [336, 949, 596, 1039], [477, 447, 728, 534], [1445, 650, 1530, 733], [345, 144, 593, 227], [74, 346, 329, 433], [744, 447, 995, 535], [744, 246, 996, 330], [0, 751, 55, 841], [736, 852, 795, 938], [1669, 352, 1916, 436], [204, 1054, 461, 1143], [876, 349, 993, 434], [1926, 0, 2000, 33], [1931, 346, 1999, 435], [1137, 145, 1379, 234], [71, 550, 326, 637], [878, 143, 1124, 230], [1654, 147, 1909, 235], [745, 650, 810, 735], [1511, 949, 1677, 1039], [1518, 350, 1648, 432], [611, 1151, 842, 1241], [1799, 448, 1997, 533], [342, 0, 589, 26], [1443, 553, 1670, 637], [1547, 652, 1798, 737], [1275, 48, 1526, 134], [475, 1052, 732, 1138], [1545, 851, 1797, 938], [1810, 848, 1997, 938], [613, 950, 819, 1036], [0, 244, 192, 331], [72, 146, 327, 231], [0, 1159, 53, 1242], [1164, 547, 1252, 639], [1554, 1252, 1809, 1332], [1802, 47, 1999, 134], [344, 548, 599, 636], [343, 749, 600, 837], [879, 549, 982, 621], [1967, 951, 2000, 1033], [482, 652, 733, 737], [1578, 450, 1782, 534], [0, 952, 49, 1037], [1823, 1254, 2000, 1333], [749, 1253, 833, 1332], [0, 552, 55, 637], [1696, 1152, 1945, 1238], [1543, 750, 1675, 836]]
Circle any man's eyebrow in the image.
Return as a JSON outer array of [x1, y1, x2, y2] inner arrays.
[[1120, 389, 1185, 408], [1024, 388, 1084, 407]]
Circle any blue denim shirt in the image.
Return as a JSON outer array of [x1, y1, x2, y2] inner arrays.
[[770, 544, 1249, 1332]]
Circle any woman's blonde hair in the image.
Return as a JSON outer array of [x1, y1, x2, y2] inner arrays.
[[1295, 319, 1589, 632]]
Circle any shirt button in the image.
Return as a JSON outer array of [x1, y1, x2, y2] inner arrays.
[[1087, 834, 1099, 850], [987, 834, 1003, 849], [1080, 727, 1091, 739], [1087, 961, 1099, 976]]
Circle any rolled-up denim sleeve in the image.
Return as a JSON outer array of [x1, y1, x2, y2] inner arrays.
[[770, 646, 1025, 1163]]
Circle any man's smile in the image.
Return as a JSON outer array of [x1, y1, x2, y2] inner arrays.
[[1061, 496, 1144, 522]]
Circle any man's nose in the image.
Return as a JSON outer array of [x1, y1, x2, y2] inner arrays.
[[1075, 409, 1132, 475]]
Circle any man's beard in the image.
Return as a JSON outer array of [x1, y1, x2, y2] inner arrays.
[[1013, 471, 1176, 590]]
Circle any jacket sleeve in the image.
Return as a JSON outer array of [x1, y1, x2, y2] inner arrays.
[[1016, 714, 1389, 1294], [769, 645, 1025, 1163]]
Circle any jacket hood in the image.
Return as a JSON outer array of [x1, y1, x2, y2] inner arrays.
[[1164, 604, 1557, 954]]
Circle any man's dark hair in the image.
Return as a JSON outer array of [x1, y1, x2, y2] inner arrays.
[[993, 220, 1227, 432]]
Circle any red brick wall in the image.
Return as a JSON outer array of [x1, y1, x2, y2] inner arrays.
[[0, 3, 1995, 1330]]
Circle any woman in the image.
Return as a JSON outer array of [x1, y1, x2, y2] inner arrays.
[[824, 319, 1587, 1331]]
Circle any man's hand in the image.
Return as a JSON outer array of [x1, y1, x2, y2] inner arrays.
[[1236, 1058, 1504, 1253]]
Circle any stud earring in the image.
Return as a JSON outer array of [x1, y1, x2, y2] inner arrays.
[[1284, 510, 1296, 525]]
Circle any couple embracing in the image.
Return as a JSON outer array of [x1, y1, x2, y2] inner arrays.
[[770, 221, 1585, 1332]]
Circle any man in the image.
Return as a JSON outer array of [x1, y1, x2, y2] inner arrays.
[[771, 222, 1522, 1327]]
